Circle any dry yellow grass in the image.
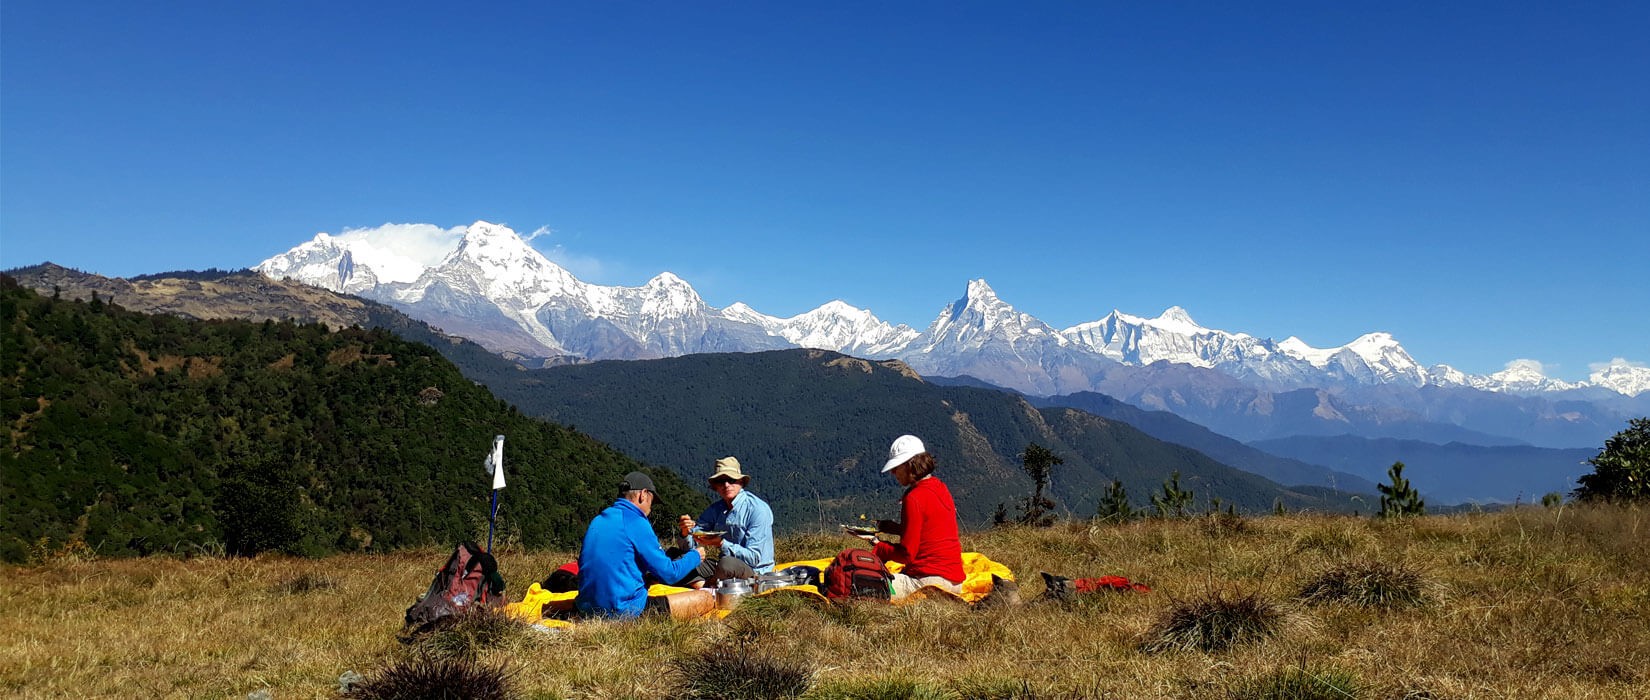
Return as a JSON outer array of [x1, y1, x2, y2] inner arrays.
[[2, 506, 1647, 699]]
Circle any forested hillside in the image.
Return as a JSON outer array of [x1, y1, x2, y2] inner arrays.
[[480, 350, 1362, 528], [0, 277, 700, 562]]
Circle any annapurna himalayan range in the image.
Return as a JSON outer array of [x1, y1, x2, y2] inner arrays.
[[256, 220, 1649, 399]]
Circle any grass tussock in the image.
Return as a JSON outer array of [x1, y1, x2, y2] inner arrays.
[[3, 508, 1649, 698], [349, 655, 515, 700], [269, 571, 337, 595], [670, 640, 813, 700], [813, 676, 958, 700], [1230, 664, 1363, 700], [1142, 590, 1285, 653], [411, 606, 535, 661], [1299, 560, 1431, 609], [1290, 522, 1372, 556], [1200, 510, 1252, 537]]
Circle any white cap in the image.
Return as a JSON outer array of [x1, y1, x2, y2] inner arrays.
[[882, 435, 926, 472]]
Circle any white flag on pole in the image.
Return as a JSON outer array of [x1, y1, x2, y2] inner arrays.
[[485, 435, 506, 490]]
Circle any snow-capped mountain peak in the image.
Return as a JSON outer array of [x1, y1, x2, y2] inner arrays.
[[1466, 359, 1583, 394], [637, 272, 707, 317], [923, 279, 1062, 347], [1589, 358, 1650, 397], [430, 221, 582, 304], [721, 302, 778, 326], [1278, 336, 1334, 367], [257, 220, 1643, 398], [965, 278, 998, 302], [1152, 306, 1203, 333], [739, 300, 918, 356]]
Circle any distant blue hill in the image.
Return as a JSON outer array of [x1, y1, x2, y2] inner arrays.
[[1249, 435, 1594, 505], [1031, 391, 1380, 494]]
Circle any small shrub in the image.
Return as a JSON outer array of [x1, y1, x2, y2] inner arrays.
[[726, 590, 829, 624], [269, 572, 336, 595], [1290, 526, 1366, 555], [413, 606, 531, 661], [349, 655, 514, 700], [670, 640, 813, 700], [948, 677, 1095, 700], [820, 598, 901, 627], [818, 677, 958, 700], [1299, 560, 1429, 609], [1142, 590, 1284, 653], [1200, 509, 1250, 537], [1231, 665, 1363, 700]]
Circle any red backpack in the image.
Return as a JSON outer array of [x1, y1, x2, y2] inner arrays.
[[823, 547, 892, 601], [403, 542, 505, 634]]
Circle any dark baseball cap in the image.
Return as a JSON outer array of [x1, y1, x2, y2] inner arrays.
[[620, 471, 659, 500]]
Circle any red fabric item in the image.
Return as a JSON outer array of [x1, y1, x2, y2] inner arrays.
[[1075, 575, 1151, 593], [556, 561, 579, 576], [873, 476, 965, 583]]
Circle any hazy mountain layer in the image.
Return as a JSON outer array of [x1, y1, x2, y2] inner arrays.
[[1250, 435, 1594, 505]]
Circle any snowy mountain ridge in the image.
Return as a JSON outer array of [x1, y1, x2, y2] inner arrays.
[[255, 221, 1646, 397]]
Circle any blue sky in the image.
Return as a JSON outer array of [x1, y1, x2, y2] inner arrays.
[[3, 2, 1646, 380]]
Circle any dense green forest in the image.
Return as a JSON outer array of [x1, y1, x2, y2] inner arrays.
[[463, 349, 1362, 529], [0, 277, 701, 562]]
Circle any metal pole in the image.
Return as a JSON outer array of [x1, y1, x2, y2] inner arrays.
[[487, 489, 499, 553]]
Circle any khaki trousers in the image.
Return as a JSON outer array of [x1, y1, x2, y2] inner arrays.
[[890, 573, 962, 599]]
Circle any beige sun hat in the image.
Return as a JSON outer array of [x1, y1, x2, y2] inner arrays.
[[708, 456, 751, 485]]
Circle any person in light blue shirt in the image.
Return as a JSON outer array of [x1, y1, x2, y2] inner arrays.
[[576, 471, 704, 618], [675, 457, 775, 586]]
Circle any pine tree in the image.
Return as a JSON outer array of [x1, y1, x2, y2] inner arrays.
[[1016, 442, 1062, 527], [1151, 471, 1194, 519], [1096, 480, 1135, 523], [1378, 461, 1425, 518]]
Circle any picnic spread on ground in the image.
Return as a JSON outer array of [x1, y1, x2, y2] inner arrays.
[[405, 434, 1151, 638], [501, 551, 1024, 629]]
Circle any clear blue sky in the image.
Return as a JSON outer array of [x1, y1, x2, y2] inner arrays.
[[3, 2, 1646, 380]]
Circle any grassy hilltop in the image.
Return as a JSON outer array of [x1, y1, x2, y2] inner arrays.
[[3, 506, 1646, 699]]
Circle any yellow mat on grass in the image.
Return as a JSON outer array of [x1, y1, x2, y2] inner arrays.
[[502, 552, 1011, 628]]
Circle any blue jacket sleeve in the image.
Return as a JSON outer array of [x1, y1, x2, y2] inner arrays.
[[629, 513, 701, 584]]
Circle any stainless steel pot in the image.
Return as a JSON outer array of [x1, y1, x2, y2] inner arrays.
[[716, 578, 752, 610], [754, 572, 801, 593]]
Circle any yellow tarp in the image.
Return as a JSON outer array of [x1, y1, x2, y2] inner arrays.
[[503, 552, 1012, 628], [775, 551, 1012, 604]]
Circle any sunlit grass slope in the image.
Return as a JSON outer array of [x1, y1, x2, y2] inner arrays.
[[2, 506, 1645, 698]]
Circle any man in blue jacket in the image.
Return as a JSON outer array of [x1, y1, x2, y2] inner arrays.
[[576, 471, 705, 618]]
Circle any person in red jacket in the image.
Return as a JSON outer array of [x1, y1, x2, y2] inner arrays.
[[853, 434, 965, 598]]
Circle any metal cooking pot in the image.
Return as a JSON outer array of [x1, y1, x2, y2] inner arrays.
[[754, 572, 800, 593], [716, 578, 752, 610]]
